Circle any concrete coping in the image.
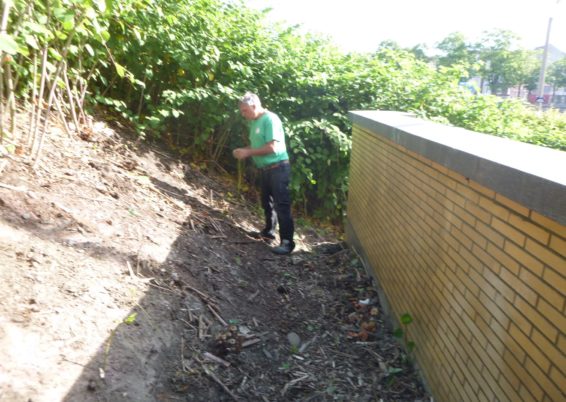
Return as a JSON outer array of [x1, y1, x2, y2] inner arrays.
[[349, 110, 566, 226]]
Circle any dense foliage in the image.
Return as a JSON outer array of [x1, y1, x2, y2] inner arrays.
[[3, 0, 566, 221]]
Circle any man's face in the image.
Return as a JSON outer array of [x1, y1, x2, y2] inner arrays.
[[239, 104, 256, 121]]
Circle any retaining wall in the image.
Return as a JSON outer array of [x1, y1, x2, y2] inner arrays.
[[346, 111, 566, 402]]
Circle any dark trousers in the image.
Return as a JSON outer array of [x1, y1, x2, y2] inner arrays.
[[261, 162, 294, 242]]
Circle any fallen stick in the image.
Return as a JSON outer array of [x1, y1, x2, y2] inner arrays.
[[281, 374, 309, 396], [202, 365, 240, 402], [183, 284, 215, 304], [242, 338, 261, 348], [203, 352, 231, 368], [0, 182, 27, 192], [207, 304, 227, 326], [198, 315, 206, 340]]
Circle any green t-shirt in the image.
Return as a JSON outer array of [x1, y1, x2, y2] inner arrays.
[[248, 111, 289, 168]]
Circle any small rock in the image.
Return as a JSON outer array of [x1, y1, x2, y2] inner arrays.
[[287, 332, 301, 348]]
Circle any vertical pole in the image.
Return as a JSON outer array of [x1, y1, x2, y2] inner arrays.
[[536, 16, 553, 111], [536, 0, 561, 111]]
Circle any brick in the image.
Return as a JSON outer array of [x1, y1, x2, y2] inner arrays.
[[515, 297, 559, 343], [469, 179, 496, 199], [518, 384, 538, 402], [475, 221, 505, 248], [504, 241, 544, 276], [499, 296, 532, 337], [468, 267, 497, 301], [559, 334, 566, 355], [493, 218, 526, 246], [480, 366, 505, 402], [486, 318, 506, 353], [482, 266, 515, 303], [548, 366, 566, 395], [508, 213, 551, 245], [458, 246, 484, 276], [486, 243, 520, 275], [498, 367, 523, 401], [549, 234, 566, 258], [524, 357, 563, 402], [456, 182, 481, 204], [466, 200, 492, 224], [470, 331, 498, 378], [509, 323, 551, 374], [536, 299, 566, 345], [476, 389, 490, 402], [479, 292, 511, 333], [472, 243, 500, 272], [462, 224, 488, 250], [446, 188, 467, 208], [451, 226, 473, 251], [531, 328, 566, 376], [520, 268, 564, 311], [495, 193, 530, 217], [525, 238, 566, 272], [470, 288, 497, 324], [502, 350, 544, 400], [453, 204, 477, 227], [499, 267, 538, 306], [530, 211, 566, 239], [446, 167, 467, 184]]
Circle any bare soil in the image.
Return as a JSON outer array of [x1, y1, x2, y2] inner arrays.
[[0, 115, 429, 401]]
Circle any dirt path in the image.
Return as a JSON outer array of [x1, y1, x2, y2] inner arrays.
[[0, 118, 428, 401]]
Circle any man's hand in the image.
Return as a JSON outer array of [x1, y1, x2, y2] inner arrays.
[[232, 148, 249, 160]]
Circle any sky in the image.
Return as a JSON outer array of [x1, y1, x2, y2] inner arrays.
[[245, 0, 566, 54]]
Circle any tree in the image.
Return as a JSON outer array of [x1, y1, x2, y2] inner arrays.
[[548, 57, 566, 101], [408, 44, 431, 62], [474, 29, 531, 95], [436, 32, 475, 69]]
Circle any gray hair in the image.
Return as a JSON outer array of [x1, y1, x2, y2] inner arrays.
[[239, 92, 261, 107]]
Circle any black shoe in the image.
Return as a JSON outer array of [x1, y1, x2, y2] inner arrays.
[[271, 239, 295, 255], [249, 230, 276, 242]]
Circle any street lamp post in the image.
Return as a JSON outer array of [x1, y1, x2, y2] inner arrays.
[[536, 0, 562, 111]]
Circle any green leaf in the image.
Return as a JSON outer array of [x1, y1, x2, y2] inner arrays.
[[407, 341, 416, 353], [24, 35, 39, 49], [62, 12, 75, 31], [104, 0, 114, 14], [400, 313, 413, 325], [123, 312, 137, 325], [393, 328, 403, 339], [0, 34, 19, 55], [25, 22, 50, 36], [387, 367, 403, 375], [85, 44, 94, 56], [114, 62, 125, 77]]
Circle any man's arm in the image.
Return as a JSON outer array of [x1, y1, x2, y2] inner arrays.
[[233, 141, 276, 160]]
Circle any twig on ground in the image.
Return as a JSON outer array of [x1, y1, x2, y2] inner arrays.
[[180, 318, 197, 331], [126, 260, 136, 278], [281, 374, 309, 396], [203, 352, 231, 367], [183, 283, 217, 306], [0, 182, 27, 192], [201, 364, 240, 402], [242, 338, 261, 348], [198, 315, 206, 340], [207, 304, 228, 326]]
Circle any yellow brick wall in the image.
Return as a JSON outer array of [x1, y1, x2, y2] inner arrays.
[[346, 125, 566, 402]]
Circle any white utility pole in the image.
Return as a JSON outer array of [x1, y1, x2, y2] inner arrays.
[[536, 0, 562, 111]]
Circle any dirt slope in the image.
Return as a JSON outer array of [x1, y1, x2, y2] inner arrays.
[[0, 117, 428, 401]]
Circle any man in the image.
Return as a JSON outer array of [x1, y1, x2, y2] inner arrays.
[[232, 92, 295, 255]]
